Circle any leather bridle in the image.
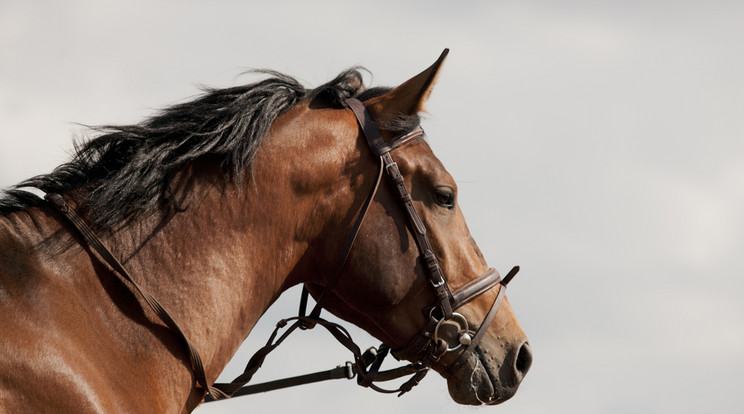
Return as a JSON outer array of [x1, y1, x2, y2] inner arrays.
[[335, 98, 521, 391], [44, 97, 519, 402]]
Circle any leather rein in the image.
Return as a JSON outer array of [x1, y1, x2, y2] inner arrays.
[[43, 97, 519, 402]]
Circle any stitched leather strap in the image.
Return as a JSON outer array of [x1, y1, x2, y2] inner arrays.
[[345, 98, 454, 319], [450, 268, 501, 308]]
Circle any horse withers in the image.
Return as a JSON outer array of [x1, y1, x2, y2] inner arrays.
[[0, 50, 531, 412]]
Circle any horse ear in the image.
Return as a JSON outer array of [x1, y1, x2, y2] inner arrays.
[[365, 49, 449, 124]]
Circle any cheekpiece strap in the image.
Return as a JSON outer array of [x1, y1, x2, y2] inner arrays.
[[345, 98, 454, 320]]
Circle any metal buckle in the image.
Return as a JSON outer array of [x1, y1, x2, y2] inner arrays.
[[430, 277, 445, 288], [385, 161, 400, 176], [344, 361, 355, 379]]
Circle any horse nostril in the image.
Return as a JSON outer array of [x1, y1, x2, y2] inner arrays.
[[515, 341, 533, 379]]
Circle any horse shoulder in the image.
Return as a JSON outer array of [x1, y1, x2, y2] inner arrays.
[[0, 211, 140, 413]]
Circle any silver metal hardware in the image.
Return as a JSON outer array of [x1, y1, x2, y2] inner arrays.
[[344, 361, 355, 379], [430, 277, 445, 288], [431, 312, 471, 352]]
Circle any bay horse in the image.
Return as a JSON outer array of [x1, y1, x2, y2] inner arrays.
[[0, 50, 531, 412]]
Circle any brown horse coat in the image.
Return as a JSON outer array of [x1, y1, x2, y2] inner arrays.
[[0, 52, 529, 412]]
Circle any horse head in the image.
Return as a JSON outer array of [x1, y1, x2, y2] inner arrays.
[[301, 50, 532, 405]]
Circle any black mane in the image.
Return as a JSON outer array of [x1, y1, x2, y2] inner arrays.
[[0, 69, 419, 229]]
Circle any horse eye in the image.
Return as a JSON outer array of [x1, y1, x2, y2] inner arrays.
[[433, 187, 455, 209]]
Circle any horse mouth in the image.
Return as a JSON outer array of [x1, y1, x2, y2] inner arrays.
[[444, 342, 531, 405]]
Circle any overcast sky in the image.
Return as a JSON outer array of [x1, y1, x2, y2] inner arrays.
[[2, 1, 743, 413]]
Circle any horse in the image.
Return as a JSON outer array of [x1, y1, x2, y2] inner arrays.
[[0, 50, 531, 413]]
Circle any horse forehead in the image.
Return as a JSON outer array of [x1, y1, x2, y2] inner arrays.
[[397, 140, 454, 183]]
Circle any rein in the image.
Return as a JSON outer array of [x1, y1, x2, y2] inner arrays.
[[43, 98, 519, 404]]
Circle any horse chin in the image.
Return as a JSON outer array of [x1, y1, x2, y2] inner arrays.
[[445, 348, 520, 406]]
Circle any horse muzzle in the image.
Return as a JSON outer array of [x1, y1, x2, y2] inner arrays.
[[446, 339, 532, 405], [391, 266, 531, 403]]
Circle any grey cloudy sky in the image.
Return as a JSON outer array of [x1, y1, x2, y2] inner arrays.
[[2, 1, 742, 413]]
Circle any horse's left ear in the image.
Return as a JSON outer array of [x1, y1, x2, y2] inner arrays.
[[365, 49, 449, 124]]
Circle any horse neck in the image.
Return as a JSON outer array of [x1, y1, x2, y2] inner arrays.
[[98, 105, 365, 389], [109, 178, 282, 378]]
